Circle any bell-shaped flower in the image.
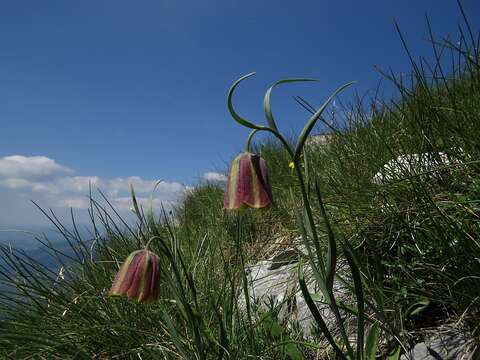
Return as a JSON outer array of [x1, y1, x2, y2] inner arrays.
[[224, 152, 272, 210], [109, 249, 160, 304]]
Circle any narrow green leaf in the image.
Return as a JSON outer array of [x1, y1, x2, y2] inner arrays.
[[130, 184, 142, 220], [266, 315, 283, 338], [365, 323, 380, 360], [245, 129, 259, 152], [294, 81, 355, 161], [298, 260, 347, 360], [336, 300, 359, 315], [314, 180, 336, 292], [386, 346, 401, 360], [284, 342, 304, 360], [147, 180, 163, 237], [309, 292, 325, 303], [406, 298, 430, 318], [147, 195, 155, 232], [264, 78, 317, 132], [297, 209, 328, 298], [303, 148, 310, 195], [344, 244, 365, 360], [301, 206, 326, 274], [161, 312, 193, 359], [227, 72, 264, 130]]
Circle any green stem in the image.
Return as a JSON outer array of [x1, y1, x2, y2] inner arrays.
[[245, 129, 259, 152], [236, 212, 254, 350], [144, 236, 159, 251], [293, 160, 354, 358], [246, 125, 295, 159], [293, 161, 323, 269]]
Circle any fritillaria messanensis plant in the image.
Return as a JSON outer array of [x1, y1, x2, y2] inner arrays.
[[226, 74, 383, 359], [109, 240, 161, 304], [224, 152, 272, 210]]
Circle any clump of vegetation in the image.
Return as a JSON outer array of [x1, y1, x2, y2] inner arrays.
[[1, 4, 479, 359]]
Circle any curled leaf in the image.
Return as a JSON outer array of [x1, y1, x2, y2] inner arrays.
[[227, 72, 264, 130], [264, 78, 317, 132]]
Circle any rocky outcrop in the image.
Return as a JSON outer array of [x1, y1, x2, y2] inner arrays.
[[305, 133, 333, 148], [372, 151, 463, 185], [241, 241, 476, 359], [240, 241, 353, 339], [401, 328, 475, 360]]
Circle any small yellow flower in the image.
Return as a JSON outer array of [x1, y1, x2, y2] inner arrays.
[[288, 161, 295, 169]]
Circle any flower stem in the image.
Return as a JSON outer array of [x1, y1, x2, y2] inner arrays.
[[293, 160, 324, 269]]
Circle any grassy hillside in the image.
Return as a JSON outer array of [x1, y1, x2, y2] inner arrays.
[[1, 12, 479, 359]]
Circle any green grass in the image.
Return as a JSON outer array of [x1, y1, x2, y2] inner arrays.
[[1, 8, 480, 359]]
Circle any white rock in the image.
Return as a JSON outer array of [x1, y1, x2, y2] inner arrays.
[[373, 151, 463, 185], [305, 134, 333, 147], [240, 247, 353, 338], [400, 329, 474, 360]]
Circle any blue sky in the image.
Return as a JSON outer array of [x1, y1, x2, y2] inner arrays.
[[1, 0, 479, 226]]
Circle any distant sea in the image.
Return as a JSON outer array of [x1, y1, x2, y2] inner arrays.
[[0, 224, 96, 306], [0, 224, 93, 270]]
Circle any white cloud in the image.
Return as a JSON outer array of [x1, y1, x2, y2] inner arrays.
[[57, 197, 91, 209], [0, 177, 32, 190], [112, 196, 176, 211], [0, 154, 190, 225], [108, 176, 157, 196], [0, 155, 71, 178], [57, 176, 102, 193], [202, 171, 227, 183], [0, 173, 103, 195]]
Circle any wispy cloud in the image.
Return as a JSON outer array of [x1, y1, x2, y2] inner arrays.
[[0, 155, 189, 225], [202, 171, 227, 183]]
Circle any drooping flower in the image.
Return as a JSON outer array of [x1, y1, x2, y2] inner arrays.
[[224, 152, 272, 210], [109, 249, 160, 303]]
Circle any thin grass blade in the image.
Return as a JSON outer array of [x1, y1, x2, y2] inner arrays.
[[294, 82, 355, 161]]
